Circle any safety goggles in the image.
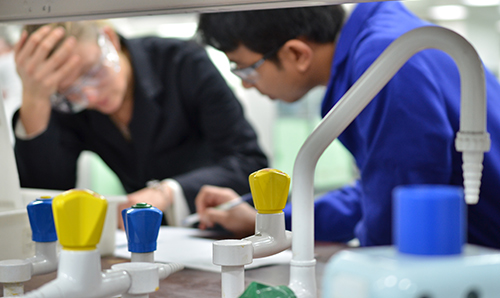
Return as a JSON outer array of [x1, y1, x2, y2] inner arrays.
[[230, 46, 281, 84], [50, 33, 121, 113]]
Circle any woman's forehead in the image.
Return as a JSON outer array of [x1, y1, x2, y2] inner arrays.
[[73, 41, 101, 72]]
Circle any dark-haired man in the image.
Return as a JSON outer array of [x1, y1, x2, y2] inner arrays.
[[194, 2, 500, 248]]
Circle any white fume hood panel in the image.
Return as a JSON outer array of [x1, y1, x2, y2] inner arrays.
[[0, 0, 392, 24]]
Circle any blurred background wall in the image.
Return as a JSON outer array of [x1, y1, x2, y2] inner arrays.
[[1, 0, 499, 196]]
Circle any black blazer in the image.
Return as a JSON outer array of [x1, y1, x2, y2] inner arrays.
[[14, 36, 268, 212]]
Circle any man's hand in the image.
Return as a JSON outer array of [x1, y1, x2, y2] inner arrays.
[[117, 183, 173, 229], [195, 185, 256, 238], [14, 25, 81, 135]]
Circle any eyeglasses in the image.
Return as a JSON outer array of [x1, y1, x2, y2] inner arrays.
[[230, 46, 281, 84], [50, 33, 121, 114]]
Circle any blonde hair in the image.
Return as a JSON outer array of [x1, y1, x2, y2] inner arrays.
[[24, 20, 111, 56]]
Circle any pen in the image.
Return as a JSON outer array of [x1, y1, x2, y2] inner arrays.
[[181, 197, 244, 227]]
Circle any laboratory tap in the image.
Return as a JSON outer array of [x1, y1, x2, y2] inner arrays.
[[244, 168, 292, 258], [20, 189, 182, 298], [290, 26, 491, 297], [213, 168, 292, 298], [122, 202, 163, 262], [119, 202, 183, 298], [0, 197, 58, 297], [323, 184, 500, 298]]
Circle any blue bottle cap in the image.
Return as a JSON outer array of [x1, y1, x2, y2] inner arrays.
[[122, 203, 163, 253], [26, 197, 57, 242], [393, 185, 465, 255]]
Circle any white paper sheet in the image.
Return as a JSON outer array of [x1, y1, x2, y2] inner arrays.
[[114, 226, 292, 272]]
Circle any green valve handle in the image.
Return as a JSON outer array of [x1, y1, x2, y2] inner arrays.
[[132, 202, 152, 209], [239, 282, 296, 298]]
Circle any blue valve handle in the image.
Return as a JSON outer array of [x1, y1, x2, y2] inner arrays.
[[27, 197, 57, 242], [122, 203, 163, 253], [393, 185, 465, 255]]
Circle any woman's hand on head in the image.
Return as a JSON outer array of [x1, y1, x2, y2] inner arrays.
[[14, 25, 81, 103], [14, 25, 83, 135]]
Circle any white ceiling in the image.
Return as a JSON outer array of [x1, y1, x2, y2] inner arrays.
[[3, 1, 500, 72], [108, 1, 500, 36], [406, 0, 500, 23]]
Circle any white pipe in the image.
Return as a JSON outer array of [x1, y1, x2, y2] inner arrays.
[[213, 239, 253, 298], [3, 283, 23, 297], [289, 26, 489, 297], [21, 250, 131, 298], [122, 294, 148, 298], [213, 214, 291, 298], [110, 262, 167, 298], [221, 266, 246, 298], [20, 256, 183, 298], [99, 270, 133, 298], [157, 263, 184, 280], [244, 213, 292, 258], [131, 252, 154, 263], [28, 242, 58, 276], [0, 242, 58, 296]]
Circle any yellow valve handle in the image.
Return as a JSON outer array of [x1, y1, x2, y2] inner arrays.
[[249, 168, 290, 214], [52, 189, 108, 251]]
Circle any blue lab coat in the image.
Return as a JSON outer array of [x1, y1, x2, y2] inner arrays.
[[284, 2, 500, 248]]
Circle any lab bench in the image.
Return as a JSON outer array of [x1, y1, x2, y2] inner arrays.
[[22, 242, 348, 298]]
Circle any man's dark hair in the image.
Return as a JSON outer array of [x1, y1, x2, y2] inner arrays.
[[197, 5, 345, 61]]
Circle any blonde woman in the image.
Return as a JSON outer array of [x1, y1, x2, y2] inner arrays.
[[13, 21, 267, 227]]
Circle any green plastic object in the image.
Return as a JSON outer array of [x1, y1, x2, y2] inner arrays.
[[239, 282, 296, 298], [132, 202, 152, 209]]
